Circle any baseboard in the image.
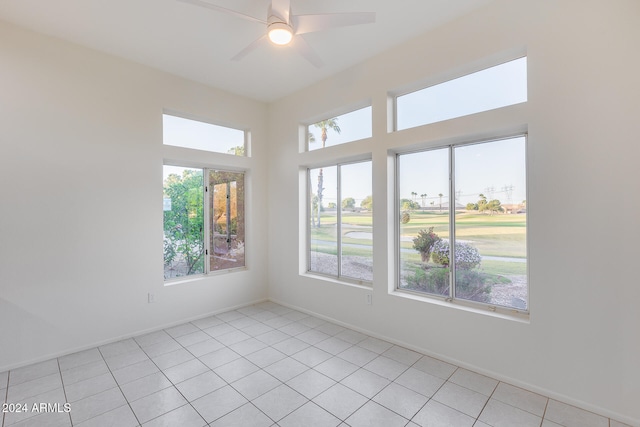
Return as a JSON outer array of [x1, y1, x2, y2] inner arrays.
[[268, 297, 639, 427], [0, 297, 268, 373]]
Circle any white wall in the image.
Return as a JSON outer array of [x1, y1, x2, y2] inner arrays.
[[267, 0, 640, 424], [0, 21, 269, 371]]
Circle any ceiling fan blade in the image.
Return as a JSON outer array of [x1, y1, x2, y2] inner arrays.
[[271, 0, 291, 23], [293, 12, 375, 35], [231, 35, 269, 61], [291, 36, 324, 68], [177, 0, 266, 25]]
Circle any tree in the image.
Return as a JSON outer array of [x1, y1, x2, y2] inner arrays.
[[360, 195, 373, 211], [227, 145, 245, 156], [163, 170, 205, 276], [477, 193, 488, 213], [438, 193, 444, 211], [400, 198, 420, 211], [466, 202, 478, 211], [486, 199, 503, 215], [420, 194, 427, 207], [342, 197, 356, 211], [309, 118, 341, 227], [327, 202, 336, 209]]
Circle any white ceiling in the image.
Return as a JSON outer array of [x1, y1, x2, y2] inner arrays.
[[0, 0, 493, 102]]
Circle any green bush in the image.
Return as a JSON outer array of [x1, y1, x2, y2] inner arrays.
[[402, 266, 490, 303]]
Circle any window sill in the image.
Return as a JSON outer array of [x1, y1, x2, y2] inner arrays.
[[301, 272, 372, 290], [164, 267, 247, 287], [390, 289, 530, 323]]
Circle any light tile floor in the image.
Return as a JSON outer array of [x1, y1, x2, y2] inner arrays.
[[0, 302, 632, 427]]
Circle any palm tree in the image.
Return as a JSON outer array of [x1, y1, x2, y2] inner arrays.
[[310, 118, 341, 227], [438, 193, 444, 211], [420, 193, 427, 207]]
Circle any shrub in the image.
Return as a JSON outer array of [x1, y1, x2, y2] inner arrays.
[[400, 211, 411, 224], [403, 267, 449, 295], [402, 266, 490, 303], [412, 227, 441, 263], [455, 269, 491, 302], [431, 239, 482, 269]]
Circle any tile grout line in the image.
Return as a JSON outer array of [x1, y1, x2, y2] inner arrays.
[[129, 334, 206, 426], [55, 358, 73, 427], [95, 345, 143, 427]]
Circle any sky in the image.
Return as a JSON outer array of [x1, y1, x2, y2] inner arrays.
[[397, 57, 527, 130], [163, 114, 244, 154], [308, 106, 372, 150], [399, 137, 527, 206]]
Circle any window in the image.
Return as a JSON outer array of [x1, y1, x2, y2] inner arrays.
[[307, 106, 372, 151], [397, 136, 527, 312], [308, 160, 373, 283], [163, 114, 246, 156], [163, 165, 245, 280], [396, 57, 527, 131]]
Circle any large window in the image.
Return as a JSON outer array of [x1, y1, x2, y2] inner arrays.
[[308, 160, 373, 283], [396, 57, 527, 131], [307, 106, 372, 151], [163, 114, 246, 156], [163, 166, 245, 280], [398, 136, 527, 312]]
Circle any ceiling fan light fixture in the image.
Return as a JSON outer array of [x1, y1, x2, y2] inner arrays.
[[268, 21, 293, 45]]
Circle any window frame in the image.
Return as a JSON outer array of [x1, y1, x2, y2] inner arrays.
[[395, 135, 529, 315], [163, 164, 247, 283], [306, 159, 373, 286]]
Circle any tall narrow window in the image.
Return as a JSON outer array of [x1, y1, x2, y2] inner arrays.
[[309, 160, 373, 283], [163, 166, 205, 279], [398, 136, 527, 312], [396, 57, 527, 131], [209, 170, 245, 271]]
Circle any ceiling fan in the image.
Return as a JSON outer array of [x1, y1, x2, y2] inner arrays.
[[177, 0, 376, 67]]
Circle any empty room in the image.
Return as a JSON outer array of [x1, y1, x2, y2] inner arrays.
[[0, 0, 638, 426]]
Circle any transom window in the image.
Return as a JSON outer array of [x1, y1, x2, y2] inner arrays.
[[308, 160, 373, 283], [307, 106, 372, 151], [396, 57, 527, 130], [163, 113, 246, 156], [397, 136, 528, 312]]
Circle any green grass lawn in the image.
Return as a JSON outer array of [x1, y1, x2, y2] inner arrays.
[[311, 210, 526, 265]]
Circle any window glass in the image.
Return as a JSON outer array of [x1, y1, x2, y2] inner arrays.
[[309, 166, 338, 276], [308, 106, 372, 151], [209, 170, 245, 271], [397, 57, 527, 130], [309, 161, 373, 283], [398, 148, 450, 295], [163, 166, 205, 279], [397, 136, 528, 312], [454, 137, 527, 310], [163, 114, 245, 155], [340, 161, 373, 282]]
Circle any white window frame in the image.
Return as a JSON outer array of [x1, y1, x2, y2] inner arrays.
[[306, 159, 373, 286], [395, 135, 529, 315], [163, 165, 247, 283]]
